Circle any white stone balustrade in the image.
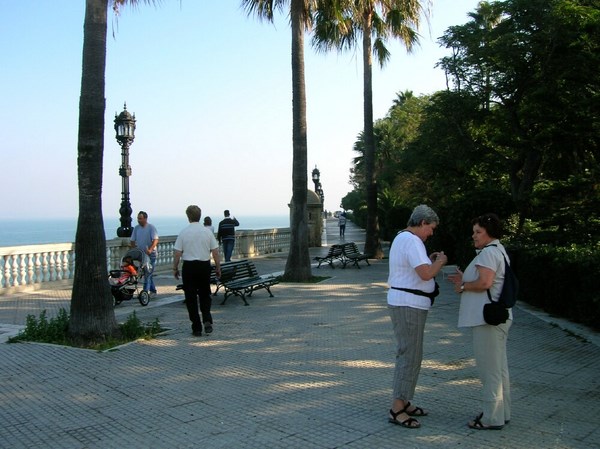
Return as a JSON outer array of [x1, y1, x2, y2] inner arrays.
[[0, 228, 290, 294]]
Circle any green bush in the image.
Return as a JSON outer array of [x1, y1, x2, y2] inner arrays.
[[511, 244, 600, 331], [9, 308, 163, 349], [17, 309, 70, 344]]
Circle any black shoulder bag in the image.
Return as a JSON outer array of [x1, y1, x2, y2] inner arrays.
[[482, 244, 519, 325]]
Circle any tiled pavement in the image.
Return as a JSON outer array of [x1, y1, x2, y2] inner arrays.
[[0, 220, 599, 448]]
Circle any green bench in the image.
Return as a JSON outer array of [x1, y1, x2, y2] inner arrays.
[[314, 244, 344, 268], [176, 259, 279, 305], [218, 259, 280, 306], [339, 242, 371, 269]]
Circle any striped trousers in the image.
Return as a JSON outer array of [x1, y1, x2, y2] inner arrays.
[[389, 305, 428, 401]]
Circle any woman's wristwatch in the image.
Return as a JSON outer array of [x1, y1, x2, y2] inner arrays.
[[460, 283, 465, 293]]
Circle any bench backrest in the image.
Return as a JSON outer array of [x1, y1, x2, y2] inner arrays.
[[341, 242, 362, 256], [218, 260, 259, 283], [329, 245, 344, 256]]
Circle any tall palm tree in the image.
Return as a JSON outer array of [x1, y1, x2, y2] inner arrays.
[[70, 0, 160, 344], [313, 0, 429, 258], [241, 0, 316, 281]]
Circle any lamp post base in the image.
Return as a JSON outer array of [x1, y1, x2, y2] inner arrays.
[[117, 227, 133, 238]]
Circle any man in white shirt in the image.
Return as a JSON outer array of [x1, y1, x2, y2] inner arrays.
[[173, 205, 221, 337]]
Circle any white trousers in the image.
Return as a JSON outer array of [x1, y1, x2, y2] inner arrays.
[[472, 320, 512, 426]]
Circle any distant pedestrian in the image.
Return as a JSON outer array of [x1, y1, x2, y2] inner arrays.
[[130, 211, 159, 296], [217, 210, 239, 262], [448, 213, 512, 430], [204, 216, 215, 234], [387, 204, 447, 429], [338, 212, 347, 238], [173, 205, 221, 337]]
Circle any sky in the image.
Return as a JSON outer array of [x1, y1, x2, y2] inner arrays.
[[0, 0, 480, 221]]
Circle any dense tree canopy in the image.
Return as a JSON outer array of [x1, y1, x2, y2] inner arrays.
[[343, 0, 599, 264]]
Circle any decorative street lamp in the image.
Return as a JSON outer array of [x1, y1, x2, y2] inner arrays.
[[114, 103, 136, 238], [312, 166, 320, 190], [312, 166, 324, 204]]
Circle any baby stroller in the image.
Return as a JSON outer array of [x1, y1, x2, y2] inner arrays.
[[109, 248, 152, 307]]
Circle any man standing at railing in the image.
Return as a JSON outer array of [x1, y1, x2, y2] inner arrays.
[[217, 210, 239, 262], [130, 211, 159, 297]]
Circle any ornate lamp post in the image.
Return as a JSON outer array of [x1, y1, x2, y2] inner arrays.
[[312, 166, 324, 204], [114, 103, 136, 238]]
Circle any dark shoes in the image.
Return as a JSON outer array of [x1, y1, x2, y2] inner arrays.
[[388, 408, 421, 429], [192, 323, 213, 336], [468, 412, 504, 430], [405, 401, 428, 417]]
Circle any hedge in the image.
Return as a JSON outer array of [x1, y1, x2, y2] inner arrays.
[[509, 245, 600, 331]]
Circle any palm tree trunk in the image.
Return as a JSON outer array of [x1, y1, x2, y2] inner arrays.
[[69, 0, 119, 343], [284, 0, 312, 281], [362, 11, 383, 259]]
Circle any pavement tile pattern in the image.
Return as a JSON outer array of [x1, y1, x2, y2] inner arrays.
[[0, 220, 599, 448]]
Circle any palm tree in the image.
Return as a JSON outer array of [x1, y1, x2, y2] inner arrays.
[[70, 0, 160, 344], [313, 0, 429, 258], [241, 0, 316, 281]]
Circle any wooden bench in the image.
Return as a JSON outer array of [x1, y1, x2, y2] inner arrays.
[[219, 259, 280, 306], [175, 260, 279, 305], [339, 242, 371, 269], [314, 244, 344, 268]]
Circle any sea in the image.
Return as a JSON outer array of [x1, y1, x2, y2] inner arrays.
[[0, 215, 290, 247]]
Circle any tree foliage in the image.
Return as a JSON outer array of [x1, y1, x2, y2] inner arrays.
[[343, 0, 599, 266]]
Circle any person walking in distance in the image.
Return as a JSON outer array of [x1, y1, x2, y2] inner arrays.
[[173, 205, 221, 337], [130, 211, 159, 296], [217, 210, 239, 262], [338, 211, 347, 238]]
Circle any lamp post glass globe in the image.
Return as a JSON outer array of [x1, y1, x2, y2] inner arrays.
[[115, 103, 136, 238], [312, 166, 320, 183]]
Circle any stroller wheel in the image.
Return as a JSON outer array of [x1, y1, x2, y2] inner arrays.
[[139, 290, 150, 306]]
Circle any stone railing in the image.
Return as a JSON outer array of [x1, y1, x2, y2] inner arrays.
[[0, 228, 291, 294]]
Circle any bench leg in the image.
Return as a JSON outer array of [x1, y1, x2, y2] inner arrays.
[[220, 292, 229, 305]]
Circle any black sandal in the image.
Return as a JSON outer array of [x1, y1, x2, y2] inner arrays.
[[405, 401, 428, 417], [388, 408, 421, 429], [468, 412, 504, 430]]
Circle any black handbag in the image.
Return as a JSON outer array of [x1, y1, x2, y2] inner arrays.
[[483, 301, 509, 325]]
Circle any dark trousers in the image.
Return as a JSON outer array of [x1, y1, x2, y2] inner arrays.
[[222, 239, 235, 262], [182, 260, 212, 332]]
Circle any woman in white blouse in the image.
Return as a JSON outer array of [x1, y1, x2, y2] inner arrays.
[[387, 205, 448, 429], [448, 213, 512, 430]]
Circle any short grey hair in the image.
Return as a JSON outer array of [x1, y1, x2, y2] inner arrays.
[[407, 204, 439, 227]]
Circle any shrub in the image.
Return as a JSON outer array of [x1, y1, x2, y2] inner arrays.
[[512, 244, 600, 331], [9, 308, 163, 349]]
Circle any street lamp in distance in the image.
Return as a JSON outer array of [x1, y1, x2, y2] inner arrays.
[[114, 103, 136, 238], [312, 166, 324, 204]]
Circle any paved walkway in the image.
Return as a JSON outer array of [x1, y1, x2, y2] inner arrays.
[[0, 220, 599, 448]]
